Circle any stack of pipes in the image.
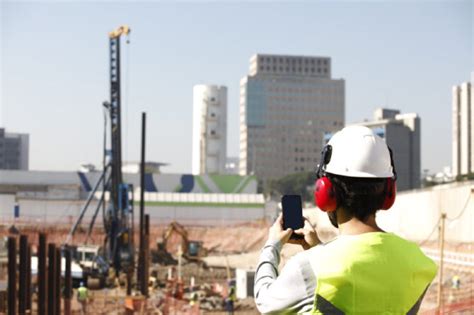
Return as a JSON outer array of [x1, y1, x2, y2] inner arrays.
[[7, 233, 72, 315]]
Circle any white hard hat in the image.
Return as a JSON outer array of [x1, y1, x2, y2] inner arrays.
[[324, 126, 394, 178]]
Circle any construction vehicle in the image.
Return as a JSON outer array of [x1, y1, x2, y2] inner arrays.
[[153, 221, 207, 265], [64, 25, 134, 286]]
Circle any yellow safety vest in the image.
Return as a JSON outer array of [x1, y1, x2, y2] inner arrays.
[[308, 232, 437, 314], [78, 287, 88, 301]]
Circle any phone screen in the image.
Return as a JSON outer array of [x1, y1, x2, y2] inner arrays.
[[281, 195, 304, 239]]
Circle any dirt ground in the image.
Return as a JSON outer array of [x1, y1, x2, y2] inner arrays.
[[1, 221, 473, 314]]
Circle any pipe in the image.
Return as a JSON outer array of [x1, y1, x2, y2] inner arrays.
[[26, 244, 32, 314], [138, 112, 146, 289], [64, 247, 72, 315], [55, 248, 61, 315], [38, 233, 47, 315], [48, 243, 56, 315], [18, 235, 28, 314], [8, 237, 16, 315], [143, 214, 150, 297]]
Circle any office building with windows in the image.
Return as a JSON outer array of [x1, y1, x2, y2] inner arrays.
[[0, 128, 29, 170], [452, 77, 473, 178], [239, 54, 345, 181], [347, 108, 421, 191], [192, 85, 227, 174]]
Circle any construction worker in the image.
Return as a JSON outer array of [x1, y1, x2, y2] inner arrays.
[[190, 291, 198, 306], [225, 285, 236, 315], [254, 126, 438, 314], [77, 281, 89, 314], [451, 275, 461, 289]]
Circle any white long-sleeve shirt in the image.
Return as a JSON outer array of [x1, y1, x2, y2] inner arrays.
[[254, 240, 316, 314], [254, 236, 429, 315]]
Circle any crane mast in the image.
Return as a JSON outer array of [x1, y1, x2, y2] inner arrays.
[[64, 25, 135, 282], [104, 25, 133, 273]]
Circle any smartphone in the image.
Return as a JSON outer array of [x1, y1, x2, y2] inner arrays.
[[281, 195, 304, 240]]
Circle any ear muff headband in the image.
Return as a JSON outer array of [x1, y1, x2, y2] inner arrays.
[[314, 145, 337, 212], [314, 145, 397, 212], [381, 147, 397, 210]]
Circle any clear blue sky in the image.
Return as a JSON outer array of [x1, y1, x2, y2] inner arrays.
[[1, 1, 473, 174]]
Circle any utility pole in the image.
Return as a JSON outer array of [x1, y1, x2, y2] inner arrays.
[[437, 212, 446, 314]]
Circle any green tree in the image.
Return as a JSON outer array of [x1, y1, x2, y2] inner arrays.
[[265, 172, 316, 202]]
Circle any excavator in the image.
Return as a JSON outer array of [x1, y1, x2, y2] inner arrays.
[[153, 221, 207, 265]]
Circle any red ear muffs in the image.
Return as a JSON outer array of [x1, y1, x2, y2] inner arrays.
[[381, 177, 396, 210], [314, 177, 337, 212]]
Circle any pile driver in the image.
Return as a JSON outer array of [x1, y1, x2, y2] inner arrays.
[[65, 25, 135, 283]]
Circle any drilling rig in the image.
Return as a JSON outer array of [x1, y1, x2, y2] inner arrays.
[[103, 25, 134, 274], [65, 25, 134, 285]]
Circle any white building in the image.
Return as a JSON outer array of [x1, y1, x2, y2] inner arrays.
[[452, 76, 474, 177], [224, 157, 239, 174], [192, 85, 227, 174]]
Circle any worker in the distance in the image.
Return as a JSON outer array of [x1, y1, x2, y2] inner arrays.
[[77, 281, 89, 314], [225, 284, 236, 315], [254, 126, 438, 314]]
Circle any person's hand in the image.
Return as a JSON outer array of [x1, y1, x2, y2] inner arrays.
[[268, 213, 293, 245], [288, 217, 321, 250]]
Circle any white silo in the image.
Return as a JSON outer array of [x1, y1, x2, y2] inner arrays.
[[192, 85, 227, 174]]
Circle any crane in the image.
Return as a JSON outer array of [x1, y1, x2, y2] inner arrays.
[[103, 24, 134, 274], [65, 25, 134, 281]]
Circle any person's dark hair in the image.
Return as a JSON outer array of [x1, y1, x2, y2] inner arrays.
[[328, 174, 386, 222]]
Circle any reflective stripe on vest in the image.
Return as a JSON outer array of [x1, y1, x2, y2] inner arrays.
[[308, 232, 437, 314]]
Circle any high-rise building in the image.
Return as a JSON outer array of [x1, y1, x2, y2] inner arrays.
[[349, 108, 421, 191], [452, 77, 474, 177], [239, 54, 345, 181], [192, 85, 227, 174], [0, 128, 29, 170]]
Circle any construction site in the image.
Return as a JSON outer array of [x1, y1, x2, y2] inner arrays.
[[1, 21, 473, 315], [0, 193, 473, 314]]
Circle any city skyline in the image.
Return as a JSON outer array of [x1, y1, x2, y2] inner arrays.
[[1, 1, 473, 174]]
